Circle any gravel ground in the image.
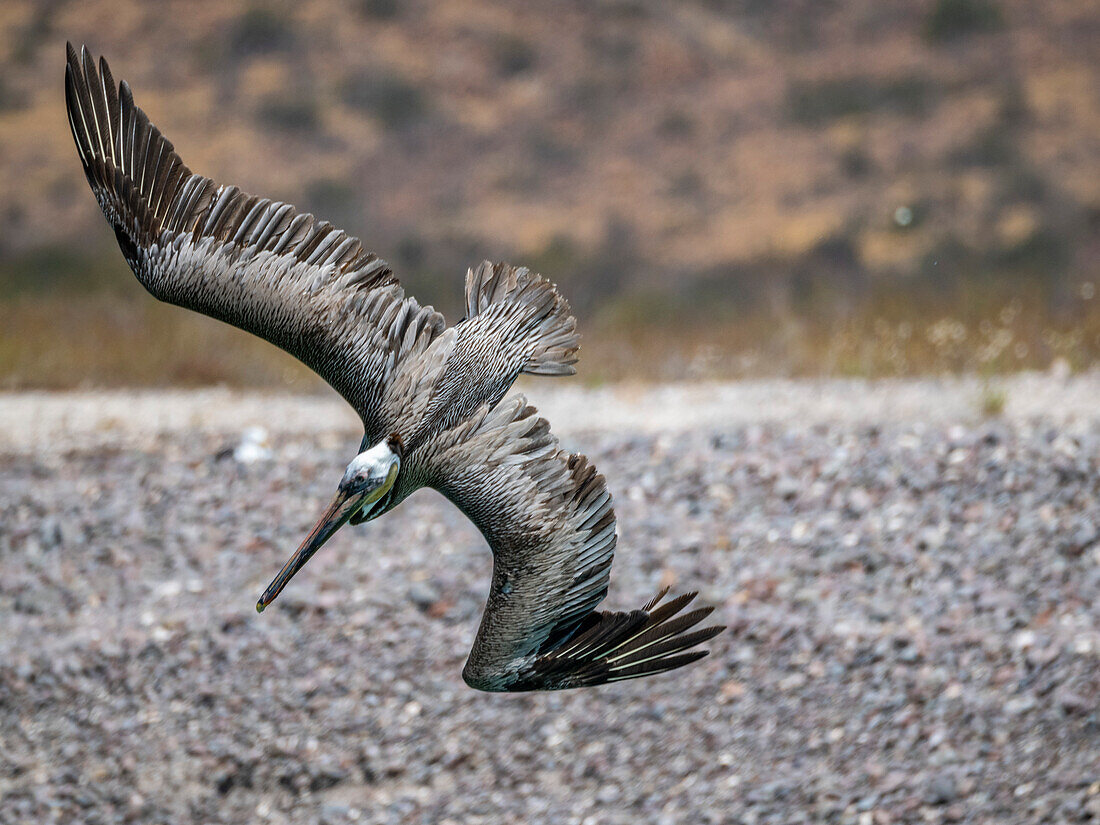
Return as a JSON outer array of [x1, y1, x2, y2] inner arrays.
[[1, 378, 1099, 824], [7, 370, 1100, 450]]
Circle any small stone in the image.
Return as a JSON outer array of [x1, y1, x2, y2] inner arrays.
[[37, 517, 64, 550], [407, 582, 440, 611], [1005, 695, 1037, 715], [925, 774, 957, 805], [775, 477, 800, 500], [897, 645, 920, 663], [1054, 688, 1090, 715]]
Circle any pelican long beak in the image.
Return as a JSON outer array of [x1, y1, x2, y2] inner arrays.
[[255, 488, 366, 612], [257, 440, 400, 612]]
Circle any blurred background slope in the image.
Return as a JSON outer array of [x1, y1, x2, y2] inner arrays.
[[0, 0, 1097, 387]]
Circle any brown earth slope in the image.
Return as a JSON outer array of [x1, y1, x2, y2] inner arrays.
[[0, 0, 1098, 384]]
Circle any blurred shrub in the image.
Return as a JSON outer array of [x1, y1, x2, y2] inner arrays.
[[0, 246, 122, 295], [924, 0, 1003, 43], [657, 109, 695, 140], [228, 7, 297, 58], [524, 218, 635, 312], [357, 0, 400, 20], [395, 234, 425, 269], [784, 235, 869, 315], [526, 132, 579, 169], [257, 92, 320, 133], [948, 123, 1016, 168], [566, 77, 624, 132], [839, 145, 873, 178], [947, 80, 1026, 169], [994, 228, 1070, 275], [786, 76, 934, 125], [340, 69, 428, 130], [920, 218, 1071, 295], [668, 169, 704, 199], [0, 77, 27, 113], [1001, 164, 1047, 204], [598, 0, 650, 20], [585, 32, 638, 69], [490, 33, 537, 78], [304, 177, 359, 226], [12, 0, 58, 64]]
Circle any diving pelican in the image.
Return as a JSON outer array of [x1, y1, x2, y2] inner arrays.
[[65, 45, 722, 691]]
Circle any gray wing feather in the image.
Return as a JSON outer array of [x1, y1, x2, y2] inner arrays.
[[422, 396, 724, 691], [65, 44, 443, 441]]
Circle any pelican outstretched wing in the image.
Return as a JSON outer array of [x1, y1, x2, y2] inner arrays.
[[65, 45, 446, 441], [424, 396, 723, 691]]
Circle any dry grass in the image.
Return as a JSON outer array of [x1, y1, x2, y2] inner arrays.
[[0, 293, 321, 390], [979, 382, 1008, 416], [4, 279, 1099, 390]]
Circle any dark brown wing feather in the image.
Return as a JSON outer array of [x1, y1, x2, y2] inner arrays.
[[65, 44, 445, 441], [525, 590, 723, 688]]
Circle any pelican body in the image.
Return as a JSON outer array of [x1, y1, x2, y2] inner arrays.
[[65, 45, 722, 691]]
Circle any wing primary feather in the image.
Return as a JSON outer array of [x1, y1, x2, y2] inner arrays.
[[99, 57, 120, 161], [64, 45, 447, 435], [64, 68, 90, 168], [80, 46, 109, 163], [231, 198, 270, 245], [202, 185, 239, 237], [605, 650, 711, 683]]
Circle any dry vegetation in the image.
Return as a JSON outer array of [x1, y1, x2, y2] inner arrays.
[[1, 0, 1098, 386]]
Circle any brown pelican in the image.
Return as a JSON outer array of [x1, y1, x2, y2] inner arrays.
[[65, 45, 722, 691]]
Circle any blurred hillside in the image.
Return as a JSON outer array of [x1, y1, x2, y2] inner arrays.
[[1, 0, 1099, 387]]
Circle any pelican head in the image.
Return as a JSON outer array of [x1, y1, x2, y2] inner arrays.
[[256, 435, 402, 612]]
